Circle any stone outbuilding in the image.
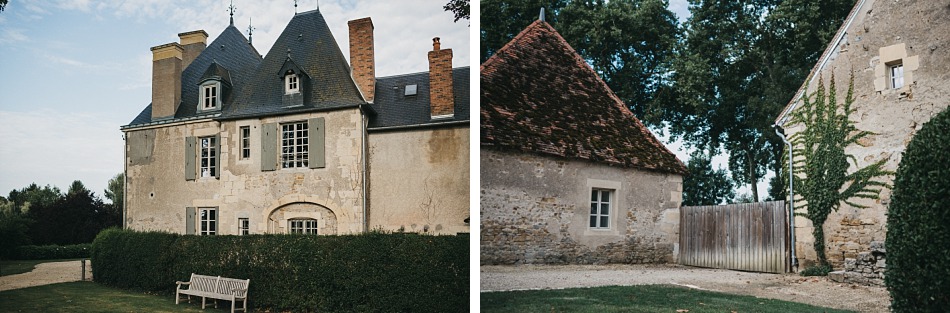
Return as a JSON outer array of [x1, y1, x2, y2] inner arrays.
[[774, 0, 950, 271], [480, 18, 687, 265], [121, 8, 469, 236]]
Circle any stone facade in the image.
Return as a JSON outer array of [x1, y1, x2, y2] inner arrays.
[[776, 0, 950, 268], [829, 241, 886, 286], [481, 150, 682, 265]]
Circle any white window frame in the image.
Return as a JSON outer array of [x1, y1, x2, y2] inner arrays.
[[281, 122, 309, 168], [589, 189, 612, 229], [889, 63, 904, 89], [285, 73, 299, 95], [199, 136, 216, 178], [289, 219, 317, 234], [201, 83, 219, 110], [199, 208, 216, 235], [238, 218, 249, 235], [240, 126, 251, 160]]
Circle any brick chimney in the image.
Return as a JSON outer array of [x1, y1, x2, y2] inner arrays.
[[178, 30, 208, 70], [348, 17, 375, 103], [150, 43, 183, 120], [428, 37, 454, 118]]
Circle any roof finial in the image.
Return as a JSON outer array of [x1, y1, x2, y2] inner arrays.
[[294, 0, 298, 14], [247, 17, 255, 45], [539, 7, 545, 22], [228, 0, 236, 26]]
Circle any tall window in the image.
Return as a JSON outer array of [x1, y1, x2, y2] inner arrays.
[[285, 72, 299, 94], [890, 63, 904, 89], [199, 208, 216, 235], [238, 218, 249, 235], [240, 126, 251, 159], [289, 219, 317, 234], [199, 136, 216, 177], [202, 85, 218, 109], [590, 189, 612, 229], [281, 122, 309, 168]]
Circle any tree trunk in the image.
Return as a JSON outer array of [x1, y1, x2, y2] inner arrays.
[[749, 149, 759, 202]]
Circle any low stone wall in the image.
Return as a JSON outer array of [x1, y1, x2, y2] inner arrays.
[[828, 241, 886, 286]]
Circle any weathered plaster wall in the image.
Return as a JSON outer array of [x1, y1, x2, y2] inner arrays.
[[784, 0, 950, 268], [480, 149, 682, 265], [367, 126, 470, 235], [124, 108, 365, 235]]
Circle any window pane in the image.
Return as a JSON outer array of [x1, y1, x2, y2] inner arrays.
[[590, 216, 597, 227], [590, 203, 597, 215], [600, 216, 608, 227], [601, 203, 609, 215], [591, 190, 597, 201], [601, 191, 609, 202]]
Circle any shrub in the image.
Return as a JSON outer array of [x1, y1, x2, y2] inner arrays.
[[14, 244, 91, 260], [91, 229, 469, 312], [799, 264, 831, 277], [886, 107, 950, 312]]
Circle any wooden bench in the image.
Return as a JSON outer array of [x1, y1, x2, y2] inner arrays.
[[176, 273, 249, 313]]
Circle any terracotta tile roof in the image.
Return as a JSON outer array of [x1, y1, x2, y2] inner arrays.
[[481, 20, 687, 175]]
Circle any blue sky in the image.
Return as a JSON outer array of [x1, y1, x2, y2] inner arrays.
[[0, 0, 470, 201]]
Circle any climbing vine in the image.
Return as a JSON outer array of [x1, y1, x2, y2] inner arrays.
[[786, 72, 892, 267]]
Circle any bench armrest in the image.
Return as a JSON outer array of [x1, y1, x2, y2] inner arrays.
[[232, 288, 248, 298], [176, 281, 191, 286]]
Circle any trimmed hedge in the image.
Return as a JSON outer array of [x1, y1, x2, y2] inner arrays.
[[13, 244, 91, 260], [886, 107, 950, 312], [91, 229, 468, 312]]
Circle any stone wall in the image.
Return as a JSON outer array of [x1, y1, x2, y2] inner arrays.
[[829, 241, 886, 286], [481, 149, 682, 265], [782, 0, 950, 269]]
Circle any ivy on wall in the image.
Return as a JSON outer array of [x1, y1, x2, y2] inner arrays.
[[786, 72, 892, 267]]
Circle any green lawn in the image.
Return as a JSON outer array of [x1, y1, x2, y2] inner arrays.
[[482, 285, 855, 313], [0, 259, 82, 277], [0, 281, 232, 313]]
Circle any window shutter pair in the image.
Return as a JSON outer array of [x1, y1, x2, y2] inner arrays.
[[260, 117, 325, 171], [184, 135, 220, 180]]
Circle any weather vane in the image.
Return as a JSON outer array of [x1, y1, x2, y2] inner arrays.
[[228, 0, 236, 25], [294, 0, 298, 14], [247, 17, 256, 45]]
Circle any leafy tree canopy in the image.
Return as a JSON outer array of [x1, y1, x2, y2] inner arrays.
[[682, 150, 735, 206], [444, 0, 470, 23]]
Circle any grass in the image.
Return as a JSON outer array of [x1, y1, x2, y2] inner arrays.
[[0, 259, 83, 277], [0, 281, 232, 313], [481, 285, 856, 313]]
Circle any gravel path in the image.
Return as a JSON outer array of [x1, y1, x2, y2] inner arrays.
[[481, 264, 890, 313], [0, 260, 92, 291]]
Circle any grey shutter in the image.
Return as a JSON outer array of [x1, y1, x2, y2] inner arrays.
[[214, 134, 221, 179], [309, 117, 325, 169], [185, 136, 196, 181], [213, 208, 219, 235], [261, 123, 278, 171], [185, 207, 196, 235]]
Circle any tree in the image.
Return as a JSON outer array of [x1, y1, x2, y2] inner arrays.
[[68, 180, 89, 196], [104, 173, 124, 210], [0, 0, 7, 12], [480, 0, 568, 62], [787, 73, 891, 267], [443, 0, 470, 23], [7, 183, 61, 213], [0, 210, 32, 259], [27, 186, 117, 245], [682, 150, 735, 205]]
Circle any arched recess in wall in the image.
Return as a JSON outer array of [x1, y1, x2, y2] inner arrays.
[[266, 202, 337, 235]]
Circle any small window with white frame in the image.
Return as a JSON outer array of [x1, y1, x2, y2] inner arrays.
[[285, 71, 299, 95], [238, 218, 249, 235], [202, 84, 218, 110], [281, 122, 309, 168], [889, 62, 904, 89], [199, 136, 216, 177], [199, 208, 216, 235], [589, 189, 612, 229], [240, 126, 251, 160], [289, 219, 317, 234]]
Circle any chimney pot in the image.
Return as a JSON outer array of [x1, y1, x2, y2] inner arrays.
[[433, 37, 441, 51]]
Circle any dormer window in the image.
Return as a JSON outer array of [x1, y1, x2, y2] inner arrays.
[[285, 71, 299, 95], [202, 84, 218, 109]]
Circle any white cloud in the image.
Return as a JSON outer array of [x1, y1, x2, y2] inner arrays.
[[0, 109, 123, 198], [0, 28, 28, 44]]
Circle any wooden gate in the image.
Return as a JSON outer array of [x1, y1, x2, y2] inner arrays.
[[679, 201, 789, 273]]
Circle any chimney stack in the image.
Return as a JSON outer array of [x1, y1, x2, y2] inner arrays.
[[178, 30, 208, 70], [150, 43, 183, 120], [348, 17, 375, 103], [428, 37, 454, 118]]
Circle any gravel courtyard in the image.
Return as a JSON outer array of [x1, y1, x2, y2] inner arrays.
[[0, 260, 92, 292], [482, 264, 890, 313]]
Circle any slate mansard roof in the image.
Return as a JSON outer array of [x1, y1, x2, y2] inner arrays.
[[480, 20, 687, 175], [369, 67, 470, 130], [125, 9, 467, 131]]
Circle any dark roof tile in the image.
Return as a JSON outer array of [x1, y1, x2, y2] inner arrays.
[[369, 67, 470, 129]]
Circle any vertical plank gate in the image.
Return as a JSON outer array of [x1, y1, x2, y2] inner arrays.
[[679, 201, 789, 273]]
